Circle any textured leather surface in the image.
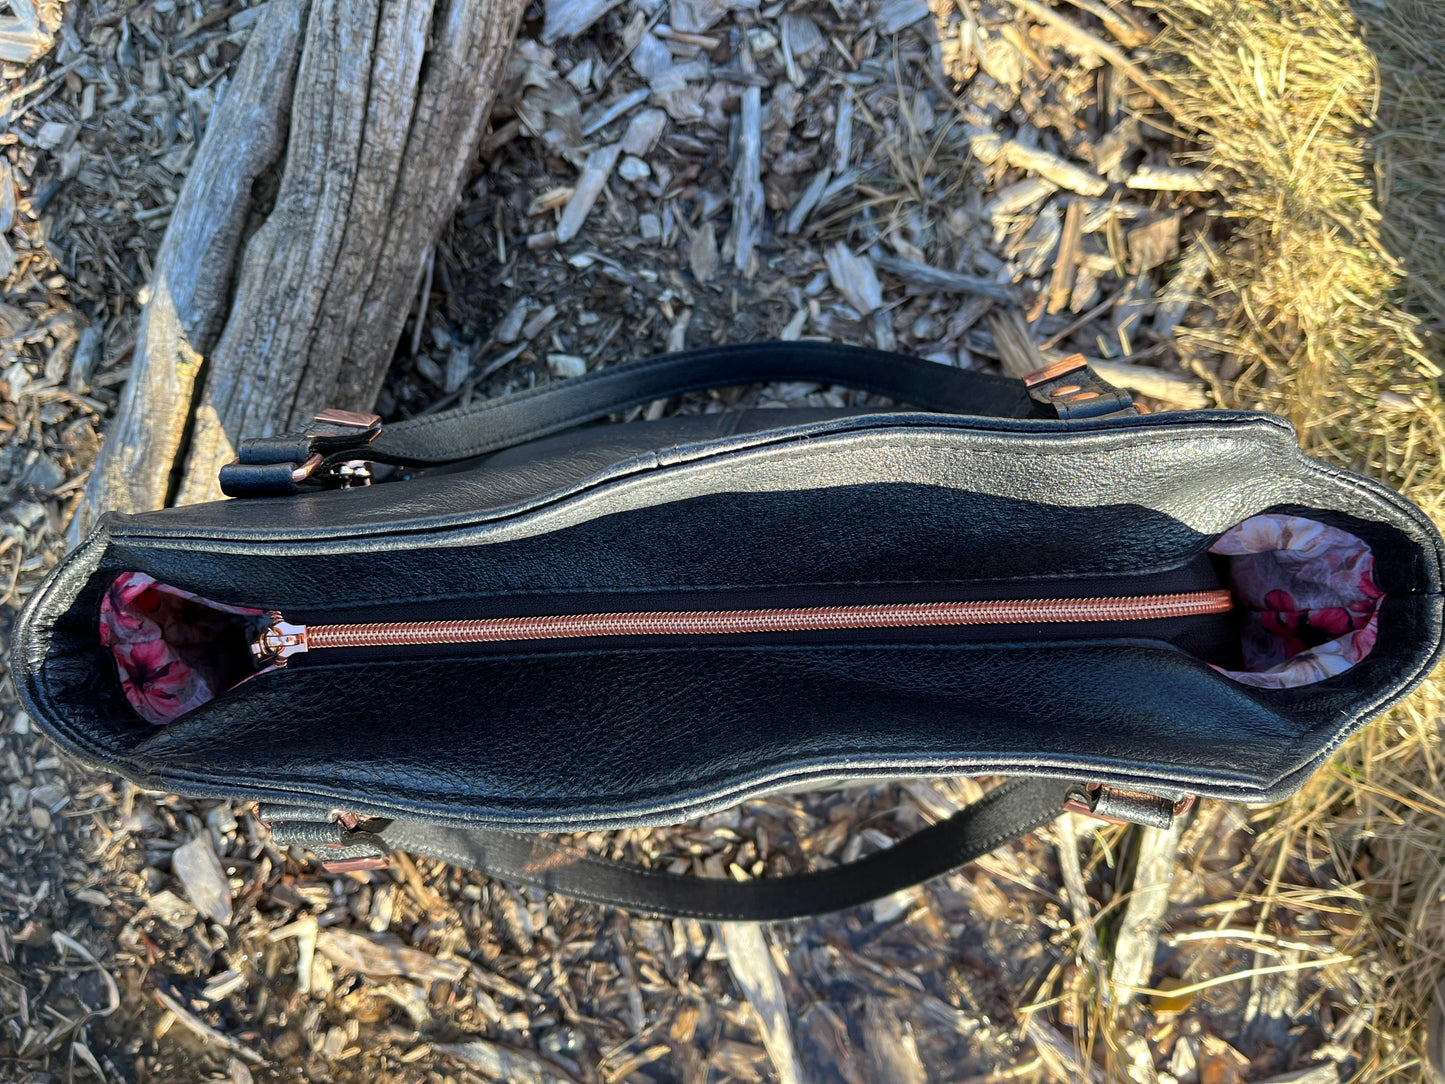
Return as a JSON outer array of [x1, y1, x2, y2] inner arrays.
[[15, 406, 1445, 829]]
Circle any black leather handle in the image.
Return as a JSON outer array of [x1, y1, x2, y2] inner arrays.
[[265, 777, 1068, 921], [223, 342, 1134, 496], [370, 342, 1057, 466]]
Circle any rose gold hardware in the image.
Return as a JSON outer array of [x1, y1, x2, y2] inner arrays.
[[1023, 354, 1088, 387], [251, 590, 1233, 660], [314, 408, 382, 429], [322, 856, 389, 873], [292, 410, 382, 484], [335, 812, 359, 830], [1063, 783, 1197, 824], [1068, 391, 1101, 402], [250, 612, 309, 664], [1052, 384, 1082, 397], [290, 453, 325, 482]]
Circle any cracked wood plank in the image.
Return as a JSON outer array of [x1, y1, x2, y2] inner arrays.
[[72, 0, 529, 531], [69, 0, 307, 544]]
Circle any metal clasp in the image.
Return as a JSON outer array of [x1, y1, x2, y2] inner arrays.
[[286, 411, 382, 486], [1064, 783, 1195, 828], [312, 408, 383, 432], [1022, 354, 1137, 419], [333, 459, 373, 487]]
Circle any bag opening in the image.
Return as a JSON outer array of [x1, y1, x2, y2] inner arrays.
[[98, 512, 1385, 725]]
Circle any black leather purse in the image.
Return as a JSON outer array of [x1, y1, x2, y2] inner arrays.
[[15, 343, 1444, 921]]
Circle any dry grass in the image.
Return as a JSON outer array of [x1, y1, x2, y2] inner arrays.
[[1130, 0, 1445, 1076], [1361, 0, 1445, 347]]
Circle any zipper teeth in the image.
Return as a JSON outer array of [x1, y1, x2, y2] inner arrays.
[[303, 590, 1234, 649]]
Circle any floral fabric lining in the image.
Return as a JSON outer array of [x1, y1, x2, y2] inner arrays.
[[100, 572, 262, 725], [1208, 514, 1382, 689]]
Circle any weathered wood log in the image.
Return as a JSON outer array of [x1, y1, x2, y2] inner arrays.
[[70, 0, 307, 547], [72, 0, 527, 539]]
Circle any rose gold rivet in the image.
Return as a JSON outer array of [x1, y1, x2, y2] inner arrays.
[[1069, 391, 1100, 401], [1052, 384, 1082, 397]]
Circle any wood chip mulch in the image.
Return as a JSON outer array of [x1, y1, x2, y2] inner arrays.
[[0, 1, 1360, 1082]]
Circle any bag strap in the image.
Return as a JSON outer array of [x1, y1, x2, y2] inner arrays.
[[263, 777, 1071, 921], [220, 344, 1134, 497]]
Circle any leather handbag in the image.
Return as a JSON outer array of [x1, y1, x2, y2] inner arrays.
[[14, 343, 1444, 921]]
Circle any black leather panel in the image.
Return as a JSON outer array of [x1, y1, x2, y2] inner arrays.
[[103, 411, 1302, 542], [130, 641, 1304, 829], [14, 408, 1445, 827]]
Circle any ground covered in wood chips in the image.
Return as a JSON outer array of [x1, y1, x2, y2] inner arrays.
[[0, 0, 1435, 1081]]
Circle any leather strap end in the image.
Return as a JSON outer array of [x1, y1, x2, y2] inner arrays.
[[1023, 354, 1136, 420], [219, 460, 302, 498]]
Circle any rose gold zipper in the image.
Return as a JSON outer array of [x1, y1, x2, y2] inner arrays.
[[250, 589, 1233, 665]]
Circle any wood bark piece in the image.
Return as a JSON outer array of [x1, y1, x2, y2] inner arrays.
[[1001, 0, 1181, 117], [1059, 0, 1151, 49], [873, 252, 1018, 303], [0, 0, 53, 64], [315, 928, 467, 983], [1003, 141, 1107, 197], [984, 177, 1057, 222], [153, 987, 264, 1065], [69, 0, 307, 545], [1110, 818, 1186, 1000], [726, 38, 763, 275], [720, 923, 803, 1084], [172, 834, 234, 926], [1127, 166, 1222, 192], [542, 0, 623, 44], [863, 998, 927, 1083], [1055, 812, 1103, 979], [436, 1040, 583, 1084], [1086, 357, 1209, 409], [1046, 197, 1084, 314], [825, 243, 883, 314], [1025, 1015, 1105, 1083], [556, 142, 621, 243], [179, 0, 528, 505], [1152, 240, 1212, 339]]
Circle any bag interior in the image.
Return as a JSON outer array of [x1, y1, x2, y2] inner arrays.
[[27, 480, 1438, 820], [99, 511, 1383, 724]]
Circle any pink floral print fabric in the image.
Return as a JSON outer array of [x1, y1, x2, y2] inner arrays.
[[100, 572, 262, 724], [1209, 514, 1382, 689]]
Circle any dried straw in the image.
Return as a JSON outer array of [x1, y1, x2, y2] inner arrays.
[[1142, 0, 1445, 1074], [1360, 0, 1445, 347]]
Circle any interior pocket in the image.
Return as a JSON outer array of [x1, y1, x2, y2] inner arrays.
[[99, 572, 268, 724], [1207, 514, 1383, 688]]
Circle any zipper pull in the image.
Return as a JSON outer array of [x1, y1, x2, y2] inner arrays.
[[251, 613, 309, 665]]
